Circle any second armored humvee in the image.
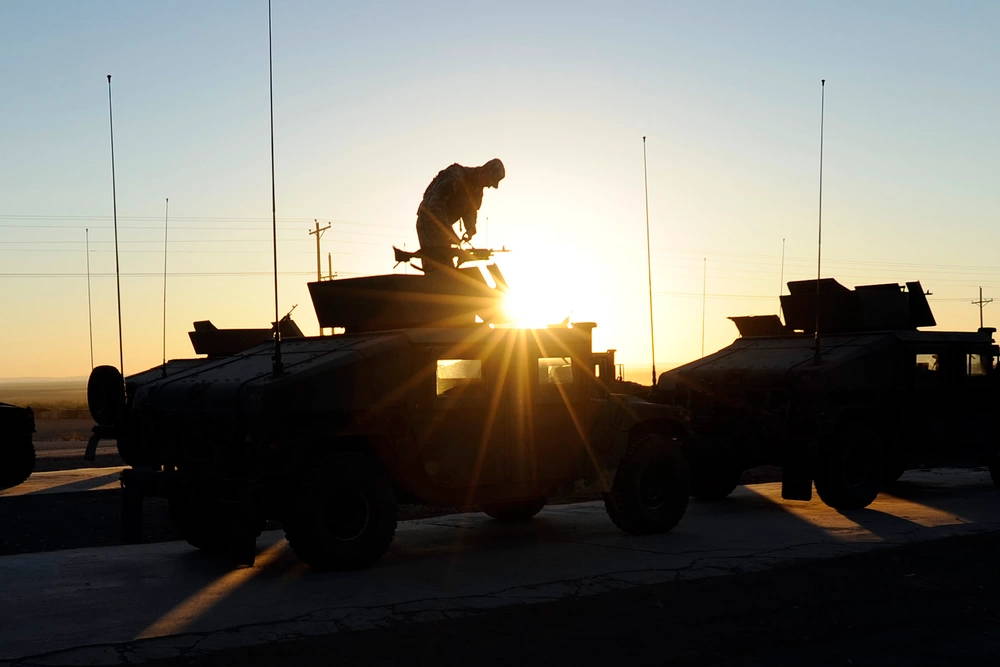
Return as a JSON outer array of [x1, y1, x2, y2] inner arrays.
[[658, 278, 1000, 510], [88, 258, 691, 569]]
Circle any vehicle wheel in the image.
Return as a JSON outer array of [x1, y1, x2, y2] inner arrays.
[[169, 488, 260, 557], [482, 497, 546, 521], [814, 420, 884, 510], [0, 434, 35, 490], [170, 493, 226, 552], [989, 455, 1000, 489], [691, 463, 742, 501], [88, 365, 124, 426], [605, 433, 690, 535], [881, 460, 906, 487], [283, 452, 397, 570]]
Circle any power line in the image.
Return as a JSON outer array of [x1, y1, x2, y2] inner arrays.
[[0, 270, 356, 278], [0, 214, 399, 231]]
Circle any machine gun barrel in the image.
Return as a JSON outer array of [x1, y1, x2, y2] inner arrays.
[[392, 245, 508, 269]]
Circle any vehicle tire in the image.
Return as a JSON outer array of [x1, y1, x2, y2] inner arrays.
[[0, 434, 35, 490], [605, 433, 690, 535], [989, 455, 1000, 489], [482, 497, 546, 522], [169, 488, 260, 556], [691, 463, 742, 501], [283, 452, 397, 570], [169, 492, 229, 553], [814, 419, 884, 510], [881, 459, 906, 487], [88, 365, 124, 427]]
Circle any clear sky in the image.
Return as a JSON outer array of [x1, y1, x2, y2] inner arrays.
[[2, 0, 998, 380]]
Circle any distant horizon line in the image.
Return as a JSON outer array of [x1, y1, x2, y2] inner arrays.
[[0, 376, 89, 383]]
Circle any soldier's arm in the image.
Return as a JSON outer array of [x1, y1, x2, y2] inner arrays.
[[462, 209, 477, 240]]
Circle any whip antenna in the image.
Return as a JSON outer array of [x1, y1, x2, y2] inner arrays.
[[86, 228, 94, 370], [268, 0, 283, 375], [106, 74, 124, 380], [161, 197, 169, 375], [778, 237, 786, 306], [701, 257, 706, 356], [642, 136, 657, 385], [813, 79, 826, 364]]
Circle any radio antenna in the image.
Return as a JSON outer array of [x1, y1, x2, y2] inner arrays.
[[642, 136, 657, 385], [701, 257, 707, 356], [86, 228, 94, 370], [778, 236, 786, 306], [813, 79, 826, 364], [106, 74, 125, 380], [161, 197, 169, 376], [268, 0, 283, 375]]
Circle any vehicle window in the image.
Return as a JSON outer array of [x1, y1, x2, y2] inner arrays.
[[538, 357, 573, 385], [915, 353, 938, 373], [436, 359, 483, 396], [967, 354, 989, 377]]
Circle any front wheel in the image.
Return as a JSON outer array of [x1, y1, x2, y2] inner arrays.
[[283, 452, 397, 570], [814, 420, 884, 510], [605, 433, 690, 535]]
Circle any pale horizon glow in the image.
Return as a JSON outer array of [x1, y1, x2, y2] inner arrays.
[[2, 1, 999, 382]]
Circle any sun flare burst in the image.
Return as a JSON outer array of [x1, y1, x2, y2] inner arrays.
[[502, 288, 568, 329]]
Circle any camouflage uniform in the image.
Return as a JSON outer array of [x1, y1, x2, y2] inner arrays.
[[416, 159, 504, 272]]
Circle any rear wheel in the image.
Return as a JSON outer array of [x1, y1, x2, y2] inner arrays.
[[169, 484, 261, 561], [814, 419, 884, 510], [482, 497, 546, 522], [605, 433, 690, 535], [283, 452, 397, 570]]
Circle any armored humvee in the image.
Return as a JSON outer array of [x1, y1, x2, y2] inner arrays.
[[88, 258, 691, 569], [0, 402, 35, 490], [657, 278, 1000, 510]]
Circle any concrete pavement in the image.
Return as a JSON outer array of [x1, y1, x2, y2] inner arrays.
[[0, 467, 126, 497], [1, 468, 997, 665]]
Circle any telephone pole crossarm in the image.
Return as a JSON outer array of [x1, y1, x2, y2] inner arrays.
[[308, 219, 332, 282], [972, 286, 993, 329]]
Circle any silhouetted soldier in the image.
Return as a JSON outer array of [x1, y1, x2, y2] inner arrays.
[[416, 158, 505, 272]]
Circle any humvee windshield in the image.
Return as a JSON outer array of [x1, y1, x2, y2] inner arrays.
[[538, 357, 573, 385], [436, 359, 483, 396]]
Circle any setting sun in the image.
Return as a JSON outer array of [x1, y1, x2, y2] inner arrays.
[[502, 288, 565, 328]]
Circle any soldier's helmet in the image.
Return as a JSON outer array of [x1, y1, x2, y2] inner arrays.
[[482, 158, 505, 187]]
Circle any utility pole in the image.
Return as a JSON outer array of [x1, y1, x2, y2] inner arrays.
[[972, 286, 993, 329], [308, 219, 332, 281]]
